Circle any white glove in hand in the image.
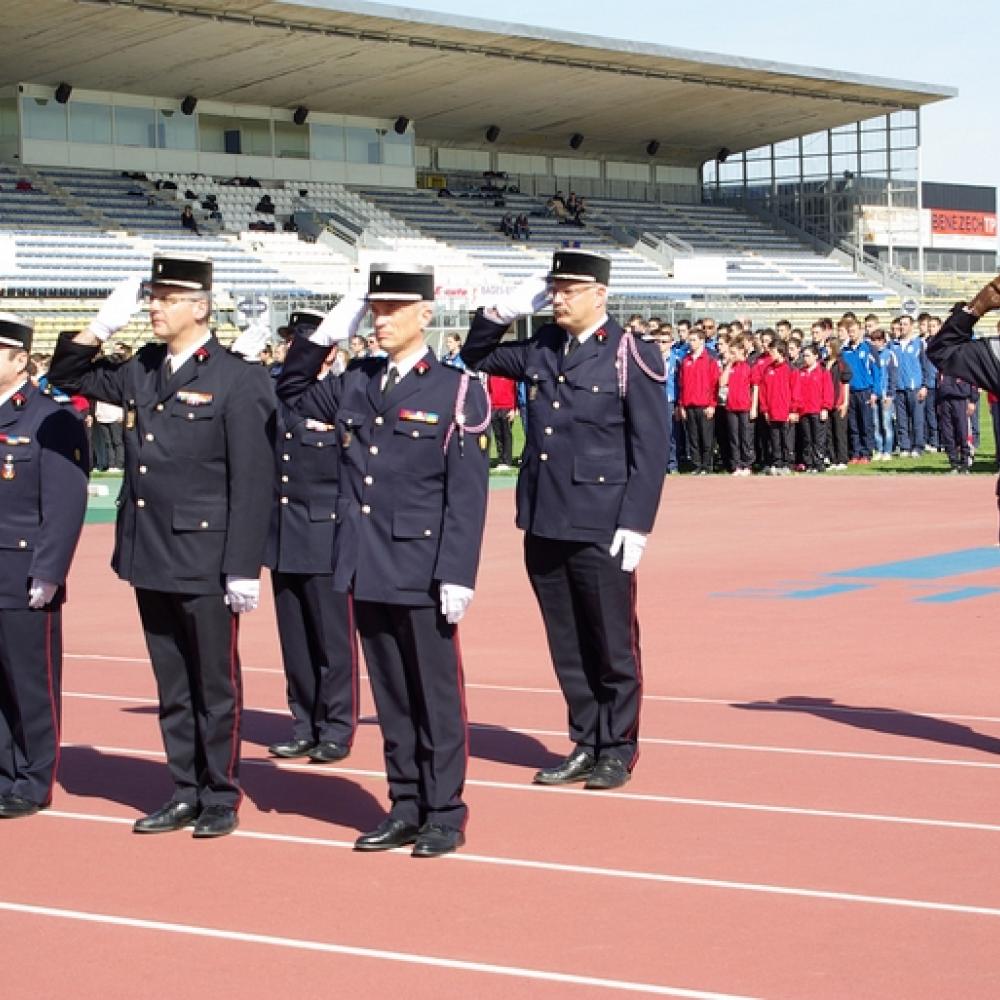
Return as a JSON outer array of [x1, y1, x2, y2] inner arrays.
[[90, 276, 143, 342], [310, 294, 368, 347], [224, 576, 260, 614], [440, 583, 474, 624], [230, 321, 271, 360], [28, 579, 58, 610], [609, 529, 648, 573], [486, 277, 551, 326]]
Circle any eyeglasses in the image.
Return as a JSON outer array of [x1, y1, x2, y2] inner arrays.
[[145, 294, 202, 308], [551, 283, 596, 301]]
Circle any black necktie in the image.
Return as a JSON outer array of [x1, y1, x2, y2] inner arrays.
[[565, 336, 580, 358], [382, 365, 399, 400]]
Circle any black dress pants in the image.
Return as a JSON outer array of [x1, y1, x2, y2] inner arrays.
[[272, 571, 358, 746], [355, 600, 468, 832], [135, 589, 243, 810], [684, 406, 714, 472], [524, 533, 642, 769], [0, 608, 62, 806]]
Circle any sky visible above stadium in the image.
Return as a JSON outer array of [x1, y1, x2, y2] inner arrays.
[[374, 0, 994, 191]]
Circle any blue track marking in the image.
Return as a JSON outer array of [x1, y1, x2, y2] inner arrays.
[[915, 586, 1000, 604], [830, 547, 1000, 581]]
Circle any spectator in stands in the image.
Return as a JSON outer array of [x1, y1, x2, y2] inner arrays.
[[487, 374, 517, 470], [516, 214, 531, 241], [499, 213, 515, 237], [180, 204, 200, 235], [255, 194, 275, 215], [15, 178, 33, 193]]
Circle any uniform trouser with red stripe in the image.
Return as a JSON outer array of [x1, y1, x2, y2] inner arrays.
[[271, 572, 358, 747], [135, 589, 242, 810], [524, 534, 642, 770], [0, 607, 61, 806], [354, 600, 468, 832]]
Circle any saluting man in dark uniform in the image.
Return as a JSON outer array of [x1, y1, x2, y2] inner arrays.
[[462, 250, 668, 790], [48, 256, 275, 838], [277, 264, 490, 858], [0, 314, 88, 819], [265, 309, 358, 764]]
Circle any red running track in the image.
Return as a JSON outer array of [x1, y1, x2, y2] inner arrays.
[[4, 475, 1000, 998]]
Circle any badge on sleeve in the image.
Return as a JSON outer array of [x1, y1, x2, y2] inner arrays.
[[1, 458, 13, 481]]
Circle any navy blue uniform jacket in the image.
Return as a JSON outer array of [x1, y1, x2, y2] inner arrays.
[[0, 382, 88, 609], [48, 334, 275, 594], [266, 400, 340, 574], [461, 311, 668, 544], [276, 338, 489, 608]]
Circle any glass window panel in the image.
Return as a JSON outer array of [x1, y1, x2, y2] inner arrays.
[[68, 102, 112, 144], [158, 109, 196, 150], [861, 129, 887, 152], [890, 109, 918, 129], [860, 151, 887, 174], [114, 105, 156, 147], [275, 121, 309, 159], [345, 127, 381, 164], [801, 131, 827, 155], [773, 138, 799, 158], [801, 155, 830, 177], [745, 158, 772, 181], [311, 124, 345, 161], [0, 98, 18, 140], [745, 146, 770, 161], [23, 97, 67, 141], [197, 114, 271, 155], [831, 131, 858, 154], [382, 129, 413, 167], [861, 115, 889, 132]]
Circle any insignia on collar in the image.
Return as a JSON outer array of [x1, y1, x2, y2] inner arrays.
[[11, 392, 26, 409], [414, 359, 430, 376], [194, 346, 210, 364], [176, 390, 214, 406], [595, 329, 607, 343], [398, 409, 439, 425]]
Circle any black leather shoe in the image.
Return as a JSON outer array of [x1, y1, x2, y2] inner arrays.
[[133, 801, 199, 834], [584, 756, 631, 790], [268, 738, 316, 759], [192, 805, 239, 839], [0, 794, 43, 819], [533, 750, 597, 785], [308, 741, 350, 763], [354, 818, 420, 852], [412, 823, 465, 858]]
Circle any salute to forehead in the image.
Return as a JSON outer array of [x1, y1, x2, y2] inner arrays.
[[549, 249, 611, 333]]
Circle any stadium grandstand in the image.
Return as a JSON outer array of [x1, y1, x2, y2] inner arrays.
[[0, 0, 990, 351]]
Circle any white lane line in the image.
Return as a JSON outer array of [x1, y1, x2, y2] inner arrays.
[[58, 743, 1000, 833], [34, 810, 1000, 921], [0, 899, 755, 1000], [62, 691, 1000, 771], [64, 654, 1000, 725]]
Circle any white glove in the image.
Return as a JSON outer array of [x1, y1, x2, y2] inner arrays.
[[609, 529, 648, 573], [230, 321, 271, 360], [310, 294, 368, 347], [439, 583, 474, 624], [90, 276, 143, 342], [486, 277, 551, 326], [28, 579, 58, 610], [224, 576, 260, 614]]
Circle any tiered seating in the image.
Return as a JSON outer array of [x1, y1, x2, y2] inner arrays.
[[0, 165, 91, 228], [38, 167, 182, 231]]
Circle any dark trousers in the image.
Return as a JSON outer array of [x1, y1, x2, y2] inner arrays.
[[664, 400, 678, 472], [754, 413, 771, 467], [91, 421, 111, 471], [490, 408, 513, 466], [768, 420, 793, 468], [725, 410, 753, 470], [271, 571, 358, 746], [925, 387, 939, 447], [828, 409, 850, 465], [0, 608, 61, 806], [848, 392, 874, 458], [684, 406, 714, 472], [800, 414, 825, 470], [355, 600, 468, 831], [895, 389, 925, 452], [937, 398, 971, 468], [524, 534, 641, 769], [135, 589, 243, 810]]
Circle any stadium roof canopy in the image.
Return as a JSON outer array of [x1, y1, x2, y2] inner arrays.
[[3, 0, 956, 166]]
